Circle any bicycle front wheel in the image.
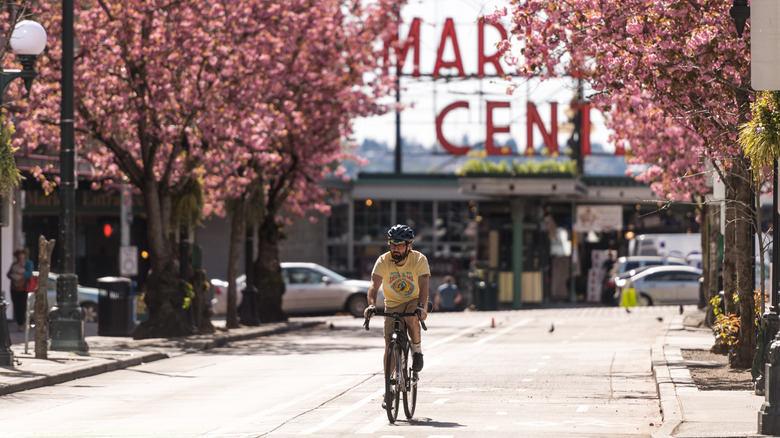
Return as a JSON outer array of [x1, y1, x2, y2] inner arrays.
[[402, 347, 417, 419], [385, 341, 401, 423]]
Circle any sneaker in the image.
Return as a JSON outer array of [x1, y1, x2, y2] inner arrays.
[[412, 353, 424, 372]]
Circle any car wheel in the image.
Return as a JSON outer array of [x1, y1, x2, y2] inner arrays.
[[347, 294, 368, 318], [81, 302, 98, 323], [638, 293, 653, 306]]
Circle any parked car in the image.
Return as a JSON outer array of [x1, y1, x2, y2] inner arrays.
[[210, 262, 384, 318], [603, 256, 689, 305], [610, 255, 689, 280], [615, 265, 703, 306], [29, 272, 100, 323]]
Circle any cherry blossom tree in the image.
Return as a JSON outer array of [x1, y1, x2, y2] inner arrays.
[[200, 0, 402, 325], [8, 0, 402, 336], [15, 0, 237, 338], [488, 0, 756, 366]]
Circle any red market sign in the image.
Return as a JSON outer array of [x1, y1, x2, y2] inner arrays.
[[389, 17, 622, 157]]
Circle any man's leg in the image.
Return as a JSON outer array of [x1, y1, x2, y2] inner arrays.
[[404, 301, 424, 371]]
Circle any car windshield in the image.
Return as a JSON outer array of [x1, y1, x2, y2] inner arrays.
[[620, 266, 654, 279], [312, 265, 347, 282]]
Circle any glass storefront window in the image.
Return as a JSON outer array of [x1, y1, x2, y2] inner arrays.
[[354, 200, 391, 243]]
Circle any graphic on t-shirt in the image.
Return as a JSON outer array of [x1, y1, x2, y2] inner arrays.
[[390, 276, 415, 297]]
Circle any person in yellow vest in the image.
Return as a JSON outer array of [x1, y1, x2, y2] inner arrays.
[[364, 224, 430, 376]]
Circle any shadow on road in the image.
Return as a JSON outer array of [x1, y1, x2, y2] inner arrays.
[[400, 417, 465, 428]]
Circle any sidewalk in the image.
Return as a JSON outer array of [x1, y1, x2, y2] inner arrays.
[[0, 318, 323, 396], [653, 310, 766, 438]]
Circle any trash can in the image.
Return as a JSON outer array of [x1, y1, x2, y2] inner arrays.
[[473, 280, 499, 310], [97, 276, 134, 336], [472, 279, 485, 310], [484, 282, 498, 310]]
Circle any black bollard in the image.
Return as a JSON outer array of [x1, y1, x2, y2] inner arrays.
[[238, 285, 259, 326], [0, 298, 13, 366]]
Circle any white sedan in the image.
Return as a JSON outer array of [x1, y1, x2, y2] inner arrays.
[[210, 262, 384, 318], [616, 265, 702, 306]]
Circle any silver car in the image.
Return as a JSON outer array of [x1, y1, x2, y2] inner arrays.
[[211, 262, 384, 318], [29, 272, 100, 323], [617, 265, 702, 306]]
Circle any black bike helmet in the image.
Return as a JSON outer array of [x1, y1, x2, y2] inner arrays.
[[387, 224, 415, 242]]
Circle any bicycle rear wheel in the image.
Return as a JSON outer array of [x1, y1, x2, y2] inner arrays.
[[402, 346, 417, 419], [385, 341, 401, 423]]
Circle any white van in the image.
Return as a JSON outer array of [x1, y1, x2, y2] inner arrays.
[[611, 255, 689, 279], [628, 233, 701, 259]]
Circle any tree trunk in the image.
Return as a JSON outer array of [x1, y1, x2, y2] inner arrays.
[[731, 155, 757, 368], [225, 196, 245, 329], [704, 200, 721, 327], [723, 183, 737, 317], [132, 182, 193, 339], [253, 219, 287, 323], [35, 236, 55, 359], [191, 265, 214, 334]]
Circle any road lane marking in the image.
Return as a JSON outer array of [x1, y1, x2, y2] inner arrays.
[[427, 320, 492, 350], [433, 398, 448, 405], [300, 389, 384, 435], [356, 414, 386, 435], [474, 318, 532, 345], [576, 405, 589, 413], [202, 375, 369, 436]]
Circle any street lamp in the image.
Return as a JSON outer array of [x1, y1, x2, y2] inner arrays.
[[0, 19, 47, 366], [49, 0, 88, 352]]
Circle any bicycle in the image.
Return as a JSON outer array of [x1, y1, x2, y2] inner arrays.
[[363, 309, 427, 423]]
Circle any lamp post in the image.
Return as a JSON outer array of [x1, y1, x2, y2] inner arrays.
[[0, 19, 47, 366], [740, 0, 780, 432], [50, 0, 87, 352]]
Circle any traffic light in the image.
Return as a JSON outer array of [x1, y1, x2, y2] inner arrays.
[[103, 223, 114, 238]]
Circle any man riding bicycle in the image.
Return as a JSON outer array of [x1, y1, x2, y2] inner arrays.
[[364, 224, 430, 373]]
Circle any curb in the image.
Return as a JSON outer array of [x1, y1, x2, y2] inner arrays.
[[653, 315, 683, 438], [0, 320, 324, 396], [0, 351, 170, 396]]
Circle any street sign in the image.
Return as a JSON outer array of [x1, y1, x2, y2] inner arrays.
[[752, 0, 780, 90], [120, 245, 138, 277]]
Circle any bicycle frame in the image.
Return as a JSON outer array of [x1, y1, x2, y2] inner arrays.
[[364, 310, 427, 422]]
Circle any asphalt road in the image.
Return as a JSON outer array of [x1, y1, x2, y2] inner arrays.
[[0, 306, 680, 437]]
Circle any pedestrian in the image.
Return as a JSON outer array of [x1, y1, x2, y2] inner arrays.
[[364, 224, 430, 388], [7, 247, 33, 332], [601, 250, 616, 305], [435, 275, 462, 312]]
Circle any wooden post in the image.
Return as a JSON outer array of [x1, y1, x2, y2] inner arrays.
[[35, 235, 55, 359]]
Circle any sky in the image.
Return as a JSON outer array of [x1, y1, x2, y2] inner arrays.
[[352, 0, 615, 157]]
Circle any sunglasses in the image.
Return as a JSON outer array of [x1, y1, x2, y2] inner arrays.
[[388, 240, 408, 248]]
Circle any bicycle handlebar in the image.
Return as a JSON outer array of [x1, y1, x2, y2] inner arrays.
[[363, 310, 428, 332]]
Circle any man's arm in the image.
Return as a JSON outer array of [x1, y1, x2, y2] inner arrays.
[[418, 274, 430, 320], [364, 274, 384, 318]]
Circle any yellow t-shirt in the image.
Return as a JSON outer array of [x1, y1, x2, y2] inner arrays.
[[372, 250, 431, 308]]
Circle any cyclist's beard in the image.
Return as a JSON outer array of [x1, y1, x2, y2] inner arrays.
[[391, 247, 410, 264]]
